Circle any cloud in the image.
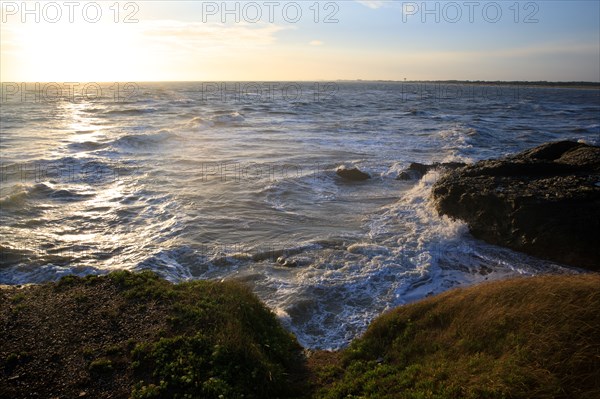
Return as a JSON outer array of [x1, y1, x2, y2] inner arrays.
[[309, 40, 324, 46], [139, 20, 286, 51]]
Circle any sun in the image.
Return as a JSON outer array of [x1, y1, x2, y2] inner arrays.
[[2, 19, 148, 82]]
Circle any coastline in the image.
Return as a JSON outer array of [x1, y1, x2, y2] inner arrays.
[[432, 141, 600, 271], [2, 271, 598, 398], [2, 141, 599, 397], [333, 80, 600, 90]]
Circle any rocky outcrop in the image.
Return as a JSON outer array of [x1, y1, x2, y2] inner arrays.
[[336, 166, 371, 181], [432, 141, 600, 270], [397, 162, 466, 180]]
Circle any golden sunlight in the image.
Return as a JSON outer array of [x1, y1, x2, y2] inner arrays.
[[2, 20, 151, 82]]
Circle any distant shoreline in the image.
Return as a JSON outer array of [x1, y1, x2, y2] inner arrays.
[[337, 80, 600, 90]]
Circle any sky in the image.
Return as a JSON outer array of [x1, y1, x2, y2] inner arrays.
[[1, 0, 599, 82]]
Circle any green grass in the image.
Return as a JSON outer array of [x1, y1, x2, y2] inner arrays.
[[117, 272, 305, 399], [313, 274, 600, 399], [89, 358, 114, 374], [2, 271, 599, 398], [1, 270, 306, 399], [109, 270, 305, 398]]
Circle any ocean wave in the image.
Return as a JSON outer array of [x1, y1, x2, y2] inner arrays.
[[210, 111, 245, 124], [0, 263, 105, 285], [67, 141, 108, 152], [2, 83, 597, 349], [103, 107, 157, 116], [111, 130, 179, 149], [81, 107, 106, 114], [570, 124, 600, 135], [0, 182, 94, 206], [263, 170, 572, 349], [183, 112, 246, 129]]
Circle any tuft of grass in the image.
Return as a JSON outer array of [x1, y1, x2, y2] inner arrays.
[[89, 358, 113, 374], [10, 293, 26, 304], [107, 270, 176, 301], [314, 274, 600, 399]]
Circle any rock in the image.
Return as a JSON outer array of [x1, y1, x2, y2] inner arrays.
[[441, 161, 468, 170], [396, 162, 466, 180], [276, 256, 298, 267], [407, 162, 431, 176], [336, 166, 371, 181], [396, 171, 413, 181], [432, 141, 600, 271]]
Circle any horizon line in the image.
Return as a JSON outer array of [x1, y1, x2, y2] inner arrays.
[[2, 80, 599, 85]]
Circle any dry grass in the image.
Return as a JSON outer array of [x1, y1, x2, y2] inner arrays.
[[314, 274, 600, 399]]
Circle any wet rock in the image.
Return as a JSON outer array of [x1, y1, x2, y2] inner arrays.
[[396, 162, 466, 180], [347, 243, 390, 256], [396, 171, 413, 180], [252, 249, 285, 263], [432, 141, 600, 271], [336, 166, 371, 181], [276, 256, 298, 267]]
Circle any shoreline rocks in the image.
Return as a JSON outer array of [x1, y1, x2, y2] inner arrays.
[[396, 161, 466, 180], [432, 141, 600, 271], [336, 166, 371, 181]]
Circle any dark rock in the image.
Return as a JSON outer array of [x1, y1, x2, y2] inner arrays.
[[408, 162, 431, 176], [396, 171, 413, 181], [432, 141, 600, 271], [396, 161, 466, 180], [336, 166, 371, 181], [441, 161, 468, 170]]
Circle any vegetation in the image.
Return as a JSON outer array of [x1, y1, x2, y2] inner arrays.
[[312, 274, 600, 399], [0, 271, 305, 399], [1, 271, 599, 398]]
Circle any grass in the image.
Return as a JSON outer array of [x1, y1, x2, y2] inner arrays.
[[312, 274, 600, 399], [1, 271, 599, 398], [0, 271, 306, 399]]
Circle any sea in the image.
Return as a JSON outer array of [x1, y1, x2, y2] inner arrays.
[[1, 81, 599, 349]]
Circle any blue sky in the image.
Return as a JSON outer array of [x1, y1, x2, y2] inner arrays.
[[1, 1, 599, 81]]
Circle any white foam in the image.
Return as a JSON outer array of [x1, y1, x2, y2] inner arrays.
[[251, 169, 576, 349]]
